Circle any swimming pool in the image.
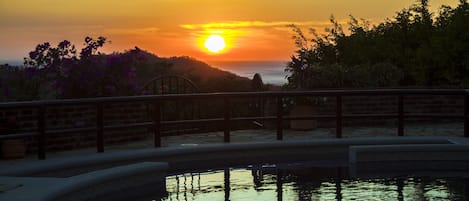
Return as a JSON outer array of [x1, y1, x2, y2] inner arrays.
[[1, 137, 469, 201], [160, 163, 468, 201]]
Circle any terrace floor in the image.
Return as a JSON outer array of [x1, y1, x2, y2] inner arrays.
[[0, 121, 466, 167]]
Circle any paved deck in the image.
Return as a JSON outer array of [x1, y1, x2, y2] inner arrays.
[[0, 122, 468, 201], [0, 122, 465, 166]]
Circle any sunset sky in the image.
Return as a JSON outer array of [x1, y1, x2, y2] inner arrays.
[[0, 0, 460, 63]]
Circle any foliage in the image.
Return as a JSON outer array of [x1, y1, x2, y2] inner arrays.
[[20, 37, 166, 98], [21, 38, 176, 98], [0, 65, 40, 101], [58, 54, 137, 98], [59, 47, 174, 98], [3, 37, 254, 100], [24, 40, 77, 69], [286, 0, 469, 88], [251, 73, 266, 91]]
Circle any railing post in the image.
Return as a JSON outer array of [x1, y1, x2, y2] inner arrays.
[[224, 97, 231, 143], [38, 106, 46, 160], [277, 96, 283, 140], [336, 95, 342, 138], [465, 94, 468, 138], [96, 103, 104, 153], [153, 100, 161, 147], [398, 95, 404, 136]]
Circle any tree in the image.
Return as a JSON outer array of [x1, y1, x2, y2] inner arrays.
[[286, 0, 468, 88], [80, 36, 106, 60], [251, 73, 265, 91], [22, 36, 138, 98], [24, 40, 77, 69]]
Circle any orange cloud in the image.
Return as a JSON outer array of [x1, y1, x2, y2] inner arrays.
[[181, 20, 336, 30], [104, 27, 160, 36]]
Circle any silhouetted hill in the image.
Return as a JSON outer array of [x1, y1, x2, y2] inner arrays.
[[167, 56, 241, 80], [1, 47, 254, 101], [167, 56, 252, 92], [122, 48, 252, 92]]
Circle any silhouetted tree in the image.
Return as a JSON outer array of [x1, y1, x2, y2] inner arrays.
[[24, 40, 77, 69], [251, 73, 265, 91], [23, 36, 140, 98], [286, 0, 468, 88]]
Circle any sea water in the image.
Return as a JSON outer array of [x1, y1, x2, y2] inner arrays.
[[208, 60, 288, 85]]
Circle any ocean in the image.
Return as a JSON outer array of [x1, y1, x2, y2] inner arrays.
[[208, 60, 288, 85], [0, 60, 23, 66]]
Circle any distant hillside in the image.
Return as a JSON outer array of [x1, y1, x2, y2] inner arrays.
[[122, 48, 252, 92], [168, 56, 241, 79], [1, 47, 255, 101]]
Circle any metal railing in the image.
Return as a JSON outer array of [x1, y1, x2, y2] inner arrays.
[[0, 89, 468, 160]]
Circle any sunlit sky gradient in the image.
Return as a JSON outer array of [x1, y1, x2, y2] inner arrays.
[[0, 0, 460, 62]]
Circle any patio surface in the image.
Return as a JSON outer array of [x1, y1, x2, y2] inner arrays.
[[0, 121, 465, 167]]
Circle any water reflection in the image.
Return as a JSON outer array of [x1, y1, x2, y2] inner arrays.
[[161, 165, 467, 201], [224, 169, 230, 201]]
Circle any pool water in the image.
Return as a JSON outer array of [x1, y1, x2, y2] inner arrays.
[[157, 164, 468, 201]]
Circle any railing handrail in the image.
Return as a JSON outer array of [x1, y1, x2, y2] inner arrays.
[[1, 88, 468, 160], [0, 88, 467, 108]]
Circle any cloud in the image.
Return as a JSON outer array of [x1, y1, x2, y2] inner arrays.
[[105, 27, 160, 35], [180, 20, 336, 30]]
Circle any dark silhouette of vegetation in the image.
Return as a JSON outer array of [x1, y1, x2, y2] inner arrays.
[[251, 73, 266, 91], [165, 56, 251, 92], [1, 37, 253, 101], [21, 36, 141, 98], [0, 65, 40, 101], [286, 0, 469, 89]]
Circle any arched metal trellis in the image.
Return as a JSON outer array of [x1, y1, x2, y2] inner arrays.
[[141, 75, 200, 95], [141, 75, 201, 136]]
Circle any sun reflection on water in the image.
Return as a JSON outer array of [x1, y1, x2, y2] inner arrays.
[[161, 166, 466, 201]]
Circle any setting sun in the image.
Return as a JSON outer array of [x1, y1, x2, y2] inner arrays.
[[204, 35, 226, 53]]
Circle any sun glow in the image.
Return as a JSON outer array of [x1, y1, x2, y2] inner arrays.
[[204, 34, 226, 53]]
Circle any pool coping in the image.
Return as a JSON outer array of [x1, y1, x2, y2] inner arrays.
[[1, 136, 469, 201], [0, 136, 457, 177], [0, 162, 168, 201], [350, 144, 469, 163]]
